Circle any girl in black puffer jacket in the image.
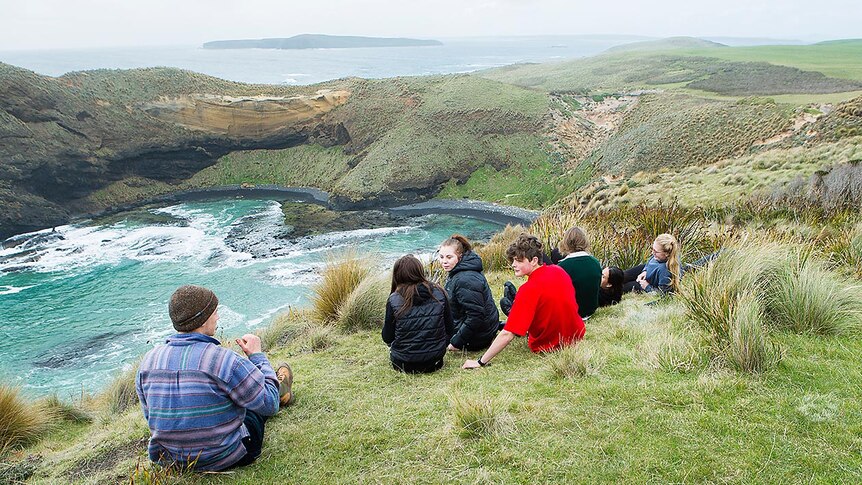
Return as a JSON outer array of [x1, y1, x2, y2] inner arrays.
[[438, 235, 500, 351], [382, 254, 455, 373]]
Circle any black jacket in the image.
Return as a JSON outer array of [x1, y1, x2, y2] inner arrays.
[[445, 251, 500, 350], [382, 284, 454, 363]]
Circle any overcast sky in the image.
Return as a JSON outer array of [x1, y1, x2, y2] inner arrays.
[[1, 0, 859, 51]]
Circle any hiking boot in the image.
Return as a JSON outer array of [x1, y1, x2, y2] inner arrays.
[[276, 363, 295, 407]]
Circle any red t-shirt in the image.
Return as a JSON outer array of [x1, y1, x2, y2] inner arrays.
[[503, 264, 585, 352]]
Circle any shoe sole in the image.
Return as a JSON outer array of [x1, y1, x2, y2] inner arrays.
[[276, 363, 295, 406]]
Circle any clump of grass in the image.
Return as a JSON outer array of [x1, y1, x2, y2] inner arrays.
[[310, 252, 371, 323], [450, 395, 510, 439], [680, 242, 787, 372], [832, 221, 862, 278], [258, 308, 315, 351], [727, 294, 781, 373], [336, 274, 390, 332], [99, 363, 140, 416], [549, 341, 600, 379], [475, 224, 526, 272], [39, 395, 93, 424], [645, 332, 701, 374], [0, 385, 55, 454], [765, 257, 862, 335], [129, 457, 196, 484], [303, 326, 336, 352]]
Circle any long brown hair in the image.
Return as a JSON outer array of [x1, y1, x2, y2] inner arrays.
[[390, 254, 441, 317]]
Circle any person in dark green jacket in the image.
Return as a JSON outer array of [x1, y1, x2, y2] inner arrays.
[[438, 235, 500, 351], [556, 226, 602, 319]]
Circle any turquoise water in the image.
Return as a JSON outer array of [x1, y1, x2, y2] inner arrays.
[[0, 199, 502, 398]]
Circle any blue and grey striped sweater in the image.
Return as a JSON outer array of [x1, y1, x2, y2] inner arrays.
[[135, 333, 280, 471]]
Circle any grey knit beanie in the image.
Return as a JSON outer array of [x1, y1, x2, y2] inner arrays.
[[169, 285, 219, 332]]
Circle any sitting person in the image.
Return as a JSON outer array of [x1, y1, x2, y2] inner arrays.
[[383, 254, 454, 373], [463, 234, 585, 369], [437, 235, 500, 351], [598, 266, 624, 307], [136, 285, 293, 471], [622, 233, 681, 295], [556, 226, 602, 319]]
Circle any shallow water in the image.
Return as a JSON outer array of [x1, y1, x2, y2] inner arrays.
[[0, 198, 502, 398]]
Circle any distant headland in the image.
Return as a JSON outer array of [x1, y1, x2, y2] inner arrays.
[[203, 34, 443, 50]]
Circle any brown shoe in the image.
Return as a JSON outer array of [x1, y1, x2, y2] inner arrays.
[[276, 363, 295, 406]]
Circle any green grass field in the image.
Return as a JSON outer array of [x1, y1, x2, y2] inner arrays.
[[11, 284, 862, 484]]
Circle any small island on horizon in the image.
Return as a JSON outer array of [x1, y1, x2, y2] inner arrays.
[[203, 33, 443, 50]]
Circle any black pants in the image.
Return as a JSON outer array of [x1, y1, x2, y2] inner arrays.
[[622, 264, 646, 293], [391, 357, 444, 374], [228, 409, 267, 469]]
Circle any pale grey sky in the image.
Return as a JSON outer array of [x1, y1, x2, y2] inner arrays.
[[1, 0, 859, 50]]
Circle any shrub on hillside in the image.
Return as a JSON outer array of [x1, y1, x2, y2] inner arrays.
[[336, 274, 390, 332], [311, 253, 371, 323], [0, 385, 55, 454]]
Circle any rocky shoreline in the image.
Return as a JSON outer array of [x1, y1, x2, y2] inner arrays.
[[1, 185, 539, 247]]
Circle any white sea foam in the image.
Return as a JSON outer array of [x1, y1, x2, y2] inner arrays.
[[0, 285, 35, 295]]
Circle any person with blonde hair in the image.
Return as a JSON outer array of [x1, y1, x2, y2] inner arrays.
[[557, 226, 602, 319], [622, 233, 681, 294]]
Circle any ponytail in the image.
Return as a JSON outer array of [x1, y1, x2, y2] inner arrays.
[[655, 233, 681, 292], [441, 234, 472, 256]]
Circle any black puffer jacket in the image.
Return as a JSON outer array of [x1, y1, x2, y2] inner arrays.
[[382, 284, 454, 363], [445, 251, 500, 350]]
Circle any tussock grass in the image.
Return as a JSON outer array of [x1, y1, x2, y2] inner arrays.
[[727, 294, 782, 373], [98, 363, 140, 417], [644, 332, 702, 374], [450, 394, 511, 439], [0, 385, 55, 454], [549, 341, 601, 379], [303, 326, 336, 352], [310, 252, 371, 323], [765, 258, 862, 335], [258, 308, 315, 351], [475, 224, 526, 272], [39, 395, 92, 424], [336, 274, 390, 332]]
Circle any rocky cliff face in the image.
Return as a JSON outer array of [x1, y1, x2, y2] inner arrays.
[[0, 66, 547, 239], [0, 64, 354, 238]]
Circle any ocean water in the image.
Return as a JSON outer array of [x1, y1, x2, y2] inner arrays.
[[0, 199, 503, 398], [0, 35, 648, 84]]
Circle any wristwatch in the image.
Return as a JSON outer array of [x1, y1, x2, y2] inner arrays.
[[477, 357, 487, 367]]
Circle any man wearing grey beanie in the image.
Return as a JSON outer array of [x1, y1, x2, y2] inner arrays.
[[135, 285, 294, 471]]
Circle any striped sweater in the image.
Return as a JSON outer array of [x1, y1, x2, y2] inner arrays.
[[135, 333, 280, 471]]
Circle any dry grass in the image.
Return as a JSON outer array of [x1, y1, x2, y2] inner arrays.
[[0, 385, 55, 455], [257, 307, 316, 351], [310, 252, 371, 324], [98, 363, 140, 417], [474, 224, 526, 272]]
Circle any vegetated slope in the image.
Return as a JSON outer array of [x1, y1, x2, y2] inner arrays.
[[479, 53, 862, 95], [0, 64, 552, 238], [590, 94, 792, 174], [14, 291, 862, 483], [603, 36, 727, 54]]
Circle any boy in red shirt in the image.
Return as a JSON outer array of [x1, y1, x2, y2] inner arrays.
[[463, 234, 585, 369]]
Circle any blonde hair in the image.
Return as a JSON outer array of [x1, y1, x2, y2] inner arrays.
[[558, 226, 589, 255], [654, 233, 681, 292], [440, 234, 472, 256]]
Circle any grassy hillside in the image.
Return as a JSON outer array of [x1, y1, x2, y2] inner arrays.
[[7, 266, 862, 483]]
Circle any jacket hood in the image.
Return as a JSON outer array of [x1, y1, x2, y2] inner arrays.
[[450, 251, 484, 275]]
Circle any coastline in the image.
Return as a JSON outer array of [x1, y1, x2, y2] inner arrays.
[[2, 185, 539, 244]]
